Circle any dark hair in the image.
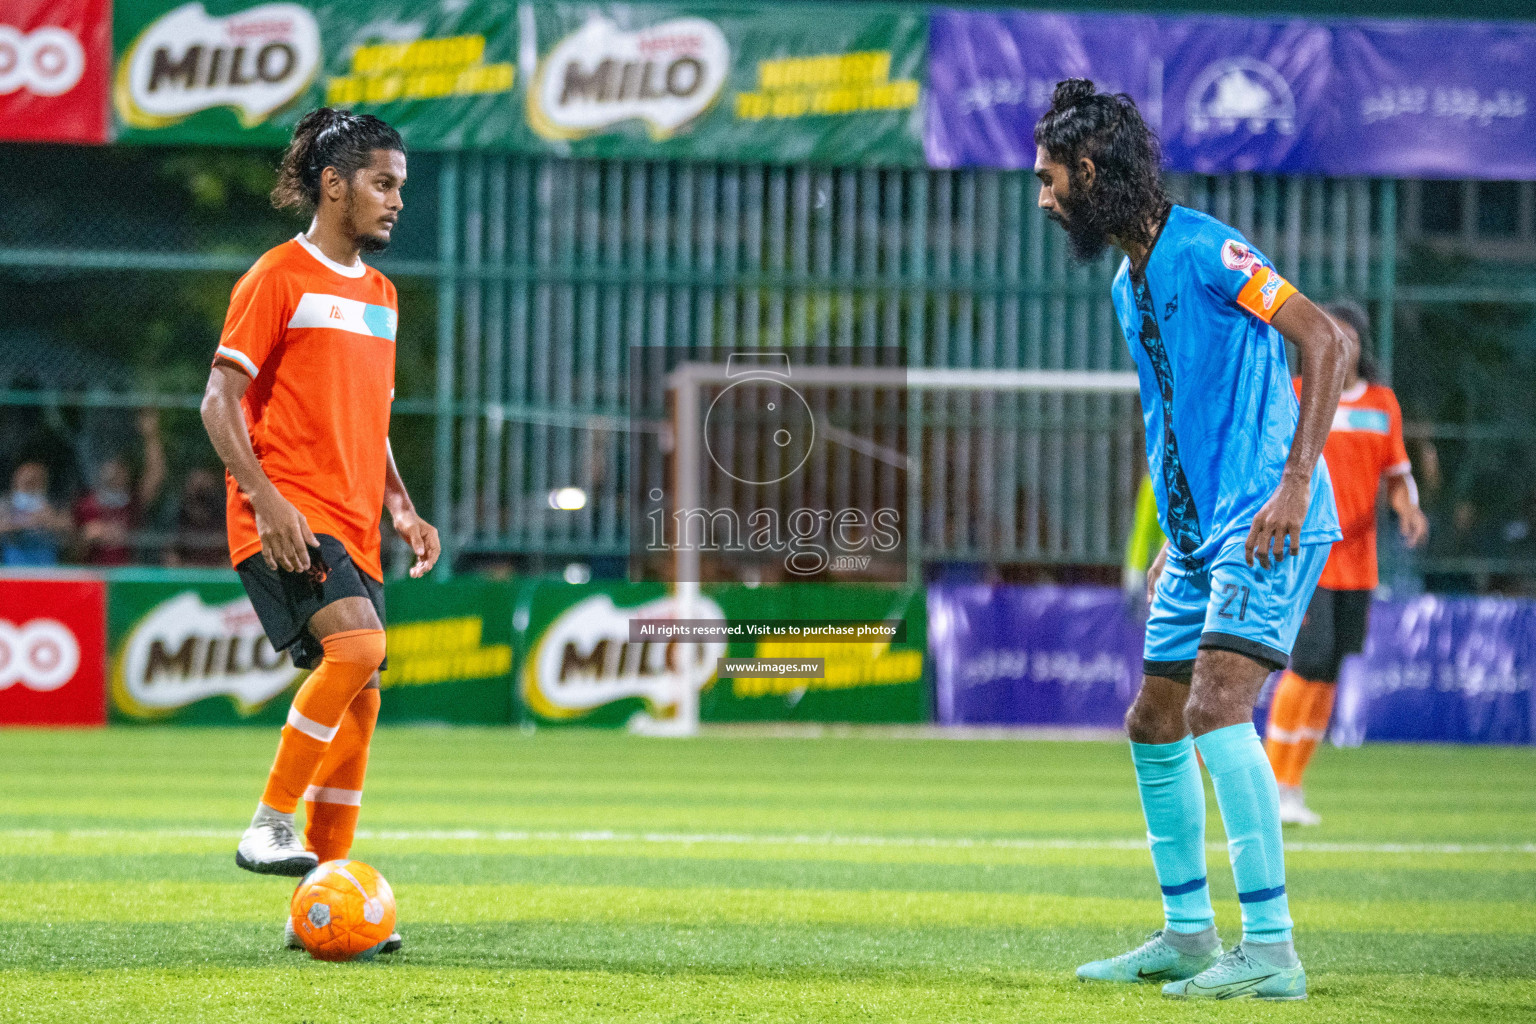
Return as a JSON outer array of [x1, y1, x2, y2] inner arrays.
[[1033, 79, 1169, 250], [272, 108, 405, 213], [1323, 298, 1379, 382]]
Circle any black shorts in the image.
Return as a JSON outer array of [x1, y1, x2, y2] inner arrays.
[[236, 533, 386, 671], [1288, 586, 1370, 683]]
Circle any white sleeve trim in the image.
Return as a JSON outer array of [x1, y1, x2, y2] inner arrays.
[[216, 345, 260, 378], [1387, 464, 1420, 507]]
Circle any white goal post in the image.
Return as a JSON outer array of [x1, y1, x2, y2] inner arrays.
[[628, 364, 1141, 737]]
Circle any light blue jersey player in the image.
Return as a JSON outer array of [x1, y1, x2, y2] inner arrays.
[[1114, 205, 1340, 677], [1034, 79, 1349, 1001]]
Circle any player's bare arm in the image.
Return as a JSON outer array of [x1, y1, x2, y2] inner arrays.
[[1387, 473, 1429, 547], [200, 363, 318, 573], [1245, 294, 1349, 569], [384, 439, 440, 578]]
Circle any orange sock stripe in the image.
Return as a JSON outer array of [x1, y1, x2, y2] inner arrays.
[[303, 688, 380, 862], [260, 631, 384, 818], [1265, 671, 1312, 786], [261, 725, 328, 814], [289, 629, 386, 728], [1286, 680, 1337, 782], [304, 803, 361, 864]]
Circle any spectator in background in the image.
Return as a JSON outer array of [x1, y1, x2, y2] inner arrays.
[[73, 409, 166, 566], [0, 461, 72, 566], [163, 467, 228, 567]]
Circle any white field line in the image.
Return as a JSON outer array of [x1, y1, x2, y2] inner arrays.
[[3, 827, 1533, 856]]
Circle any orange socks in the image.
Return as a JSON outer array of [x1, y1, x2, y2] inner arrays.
[[1264, 670, 1337, 787], [260, 629, 386, 815], [304, 686, 380, 863]]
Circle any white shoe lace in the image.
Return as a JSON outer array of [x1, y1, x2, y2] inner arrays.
[[1200, 947, 1260, 983], [261, 818, 301, 852]]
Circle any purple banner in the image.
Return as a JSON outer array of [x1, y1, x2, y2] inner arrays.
[[924, 11, 1158, 171], [926, 9, 1536, 179], [1158, 18, 1334, 175], [1329, 22, 1536, 179], [1334, 596, 1536, 746], [928, 584, 1141, 727]]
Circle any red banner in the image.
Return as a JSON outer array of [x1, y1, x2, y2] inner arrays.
[[0, 578, 107, 726], [0, 0, 110, 143]]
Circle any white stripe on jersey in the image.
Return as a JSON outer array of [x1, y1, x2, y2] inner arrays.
[[287, 293, 397, 341]]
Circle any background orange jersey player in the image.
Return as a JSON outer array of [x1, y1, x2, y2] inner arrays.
[[199, 108, 440, 952], [1265, 299, 1428, 825]]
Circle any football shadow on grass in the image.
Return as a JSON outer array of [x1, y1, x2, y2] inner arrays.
[[2, 921, 1533, 982]]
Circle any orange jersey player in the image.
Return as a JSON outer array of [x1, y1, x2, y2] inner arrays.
[[200, 109, 440, 954], [1265, 300, 1428, 825]]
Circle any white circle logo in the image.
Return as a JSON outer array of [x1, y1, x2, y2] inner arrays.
[[0, 619, 81, 692], [0, 26, 87, 98]]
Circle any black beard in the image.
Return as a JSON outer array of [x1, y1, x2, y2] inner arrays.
[[343, 186, 391, 254], [1054, 194, 1110, 263]]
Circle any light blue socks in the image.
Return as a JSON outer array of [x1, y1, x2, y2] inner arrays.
[[1130, 737, 1215, 936], [1195, 722, 1294, 946]]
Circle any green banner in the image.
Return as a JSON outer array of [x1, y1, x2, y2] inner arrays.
[[514, 581, 927, 727], [112, 0, 520, 149], [107, 571, 513, 724], [108, 573, 305, 724], [376, 577, 514, 724], [703, 584, 928, 723], [524, 3, 925, 164], [110, 0, 925, 164]]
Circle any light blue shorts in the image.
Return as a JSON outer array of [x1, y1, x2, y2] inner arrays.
[[1143, 535, 1329, 680]]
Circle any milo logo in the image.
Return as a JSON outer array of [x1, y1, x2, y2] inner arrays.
[[522, 593, 725, 720], [115, 1, 320, 129], [112, 592, 301, 718], [529, 16, 728, 140]]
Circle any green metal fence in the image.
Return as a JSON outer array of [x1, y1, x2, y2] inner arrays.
[[5, 146, 1533, 581], [430, 156, 1399, 570]]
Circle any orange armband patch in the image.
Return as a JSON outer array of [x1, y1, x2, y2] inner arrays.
[[1236, 266, 1297, 323]]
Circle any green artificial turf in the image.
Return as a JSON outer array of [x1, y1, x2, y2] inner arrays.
[[1, 728, 1532, 1023]]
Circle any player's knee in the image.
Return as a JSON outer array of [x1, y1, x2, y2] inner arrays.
[[1182, 692, 1226, 737], [322, 628, 387, 674], [1125, 697, 1180, 744]]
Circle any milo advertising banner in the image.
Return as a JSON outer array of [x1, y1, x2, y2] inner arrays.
[[109, 0, 925, 164], [524, 3, 925, 164], [516, 582, 727, 728], [111, 0, 519, 148], [108, 572, 513, 724], [109, 573, 303, 723], [516, 581, 927, 726]]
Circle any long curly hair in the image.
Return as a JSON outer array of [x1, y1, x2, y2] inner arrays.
[[271, 108, 404, 214], [1323, 299, 1380, 382], [1033, 79, 1169, 251]]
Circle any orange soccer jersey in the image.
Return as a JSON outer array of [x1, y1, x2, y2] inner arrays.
[[214, 234, 397, 582], [1295, 378, 1411, 591]]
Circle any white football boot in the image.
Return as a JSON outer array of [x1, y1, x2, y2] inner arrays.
[[1278, 785, 1322, 826], [236, 817, 319, 876]]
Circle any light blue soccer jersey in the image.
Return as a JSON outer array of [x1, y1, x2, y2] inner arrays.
[[1111, 206, 1340, 567]]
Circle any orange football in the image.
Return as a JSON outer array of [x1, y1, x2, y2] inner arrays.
[[289, 860, 396, 962]]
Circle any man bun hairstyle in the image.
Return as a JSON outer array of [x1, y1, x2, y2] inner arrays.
[[272, 108, 405, 213], [1323, 298, 1379, 382], [1033, 78, 1169, 250]]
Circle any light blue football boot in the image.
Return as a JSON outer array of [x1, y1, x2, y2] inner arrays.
[[1076, 930, 1222, 984], [1162, 944, 1308, 1000]]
